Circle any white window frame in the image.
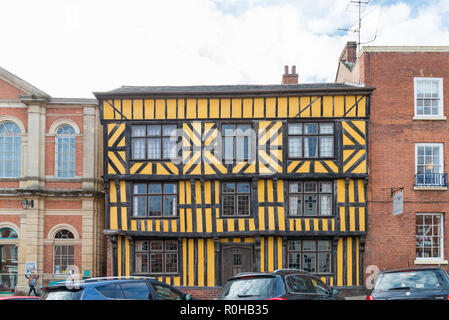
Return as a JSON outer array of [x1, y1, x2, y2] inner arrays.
[[415, 213, 445, 263], [414, 143, 444, 174], [54, 125, 76, 178], [413, 77, 445, 119]]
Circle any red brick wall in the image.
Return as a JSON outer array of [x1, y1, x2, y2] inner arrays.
[[44, 215, 82, 239], [0, 79, 25, 100], [177, 287, 223, 300], [361, 51, 449, 275]]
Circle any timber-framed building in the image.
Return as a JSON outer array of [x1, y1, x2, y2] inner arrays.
[[95, 80, 374, 295]]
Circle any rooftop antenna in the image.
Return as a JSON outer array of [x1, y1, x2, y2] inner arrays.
[[338, 0, 369, 53]]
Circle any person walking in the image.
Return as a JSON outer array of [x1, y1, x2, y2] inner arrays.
[[25, 270, 39, 296]]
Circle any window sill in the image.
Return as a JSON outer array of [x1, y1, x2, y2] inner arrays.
[[414, 259, 448, 265], [413, 115, 446, 121], [414, 186, 447, 191]]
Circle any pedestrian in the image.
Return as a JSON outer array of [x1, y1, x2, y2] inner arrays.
[[25, 270, 39, 296]]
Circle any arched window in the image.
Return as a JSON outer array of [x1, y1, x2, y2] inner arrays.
[[0, 227, 18, 239], [53, 228, 75, 274], [55, 125, 76, 178], [0, 122, 22, 178]]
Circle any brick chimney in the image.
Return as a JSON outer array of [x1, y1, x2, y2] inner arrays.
[[281, 65, 298, 84], [340, 41, 357, 64]]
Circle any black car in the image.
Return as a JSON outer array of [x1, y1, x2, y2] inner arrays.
[[40, 277, 193, 300], [367, 267, 449, 300], [218, 269, 344, 300]]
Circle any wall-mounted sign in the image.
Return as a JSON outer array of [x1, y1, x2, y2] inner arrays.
[[393, 190, 403, 216]]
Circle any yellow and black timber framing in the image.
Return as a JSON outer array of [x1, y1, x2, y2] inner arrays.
[[94, 83, 374, 291]]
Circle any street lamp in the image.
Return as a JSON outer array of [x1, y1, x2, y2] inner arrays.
[[21, 199, 34, 210]]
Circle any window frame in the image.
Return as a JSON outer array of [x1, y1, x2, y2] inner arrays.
[[414, 77, 444, 118], [288, 181, 334, 217], [287, 239, 333, 275], [287, 122, 335, 159], [134, 240, 180, 275], [415, 213, 444, 261], [0, 121, 22, 178], [131, 124, 179, 161], [132, 182, 178, 218], [221, 123, 253, 162], [54, 125, 76, 179], [220, 181, 252, 217], [415, 143, 444, 175], [53, 244, 75, 275]]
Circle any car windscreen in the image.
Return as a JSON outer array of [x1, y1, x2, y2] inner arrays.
[[41, 289, 83, 300], [219, 277, 277, 299], [375, 270, 445, 291]]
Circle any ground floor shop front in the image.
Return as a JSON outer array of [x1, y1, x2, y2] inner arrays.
[[108, 234, 366, 297]]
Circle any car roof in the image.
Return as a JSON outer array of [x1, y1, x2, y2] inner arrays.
[[42, 276, 158, 290], [230, 269, 313, 280], [380, 267, 444, 274]]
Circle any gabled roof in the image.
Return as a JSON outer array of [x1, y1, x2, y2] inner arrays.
[[0, 66, 49, 97]]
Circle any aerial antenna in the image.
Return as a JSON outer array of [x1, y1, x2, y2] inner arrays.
[[338, 0, 369, 53]]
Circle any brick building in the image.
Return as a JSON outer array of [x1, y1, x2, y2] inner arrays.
[[336, 43, 449, 282], [95, 67, 374, 298], [0, 66, 105, 293]]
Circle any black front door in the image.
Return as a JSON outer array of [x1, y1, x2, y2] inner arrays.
[[221, 245, 253, 284]]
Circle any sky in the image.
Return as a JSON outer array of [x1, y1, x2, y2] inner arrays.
[[0, 0, 448, 98]]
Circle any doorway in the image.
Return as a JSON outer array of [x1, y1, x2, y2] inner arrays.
[[221, 245, 254, 285]]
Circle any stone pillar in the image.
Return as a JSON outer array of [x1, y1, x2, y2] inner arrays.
[[82, 105, 97, 191]]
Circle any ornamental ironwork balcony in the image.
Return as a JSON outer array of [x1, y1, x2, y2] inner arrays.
[[415, 173, 448, 188]]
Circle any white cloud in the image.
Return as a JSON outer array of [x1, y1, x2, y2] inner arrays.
[[0, 0, 448, 97]]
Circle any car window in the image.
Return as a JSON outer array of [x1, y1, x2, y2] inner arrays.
[[96, 283, 124, 299], [150, 282, 184, 300], [285, 275, 315, 294], [41, 289, 83, 300], [376, 270, 443, 291], [310, 278, 330, 295], [219, 277, 277, 299], [121, 281, 151, 300]]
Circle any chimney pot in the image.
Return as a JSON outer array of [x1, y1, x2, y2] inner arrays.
[[281, 65, 299, 85], [284, 65, 289, 75], [292, 65, 296, 74]]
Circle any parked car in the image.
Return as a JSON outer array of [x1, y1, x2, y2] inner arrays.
[[367, 267, 449, 300], [40, 277, 193, 300], [0, 296, 40, 300], [218, 269, 344, 300]]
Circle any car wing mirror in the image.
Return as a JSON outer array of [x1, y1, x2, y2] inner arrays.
[[184, 294, 192, 300], [331, 288, 339, 295]]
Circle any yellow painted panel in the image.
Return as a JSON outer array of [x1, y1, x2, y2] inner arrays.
[[352, 159, 367, 174], [253, 98, 264, 118], [238, 218, 245, 231], [267, 237, 274, 271], [337, 179, 345, 203], [314, 219, 319, 231], [207, 239, 215, 287], [343, 122, 365, 145], [340, 207, 346, 232], [349, 180, 355, 203], [287, 160, 300, 173], [258, 179, 265, 202], [349, 207, 356, 231], [121, 208, 127, 231], [322, 96, 333, 117], [299, 96, 311, 117], [227, 219, 235, 232], [144, 99, 155, 120], [231, 98, 242, 118], [198, 239, 204, 287], [347, 237, 353, 286], [296, 219, 301, 231], [186, 208, 193, 233], [343, 150, 364, 172], [179, 181, 185, 205], [268, 207, 275, 230], [278, 207, 285, 231], [113, 99, 122, 119], [110, 181, 117, 203], [154, 99, 165, 119], [334, 96, 344, 117], [215, 181, 220, 204], [209, 99, 219, 118], [324, 160, 338, 173], [216, 219, 223, 233], [183, 239, 187, 286], [108, 123, 125, 147], [266, 97, 276, 118], [131, 220, 137, 231], [345, 96, 357, 117], [258, 207, 265, 231], [197, 99, 208, 118], [315, 161, 328, 173], [188, 239, 194, 286], [165, 162, 179, 175], [232, 238, 241, 243], [166, 99, 177, 119], [356, 237, 360, 286], [297, 161, 310, 173], [196, 208, 203, 233], [132, 99, 143, 120], [337, 238, 343, 286], [205, 208, 212, 233], [267, 180, 273, 202], [120, 181, 126, 203], [352, 120, 366, 135], [221, 99, 231, 118], [103, 100, 114, 120], [304, 219, 310, 231], [163, 220, 169, 232], [171, 219, 177, 233], [177, 99, 185, 119], [186, 181, 191, 204], [322, 219, 328, 231], [186, 99, 196, 119], [357, 97, 366, 117], [359, 207, 366, 231], [311, 96, 321, 117], [122, 99, 132, 119], [289, 219, 294, 231], [288, 97, 299, 118], [204, 181, 211, 204], [243, 98, 252, 118], [195, 181, 202, 204], [155, 220, 161, 232], [249, 219, 255, 231], [278, 97, 287, 118], [147, 219, 153, 232], [110, 206, 118, 229], [174, 277, 181, 286]]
